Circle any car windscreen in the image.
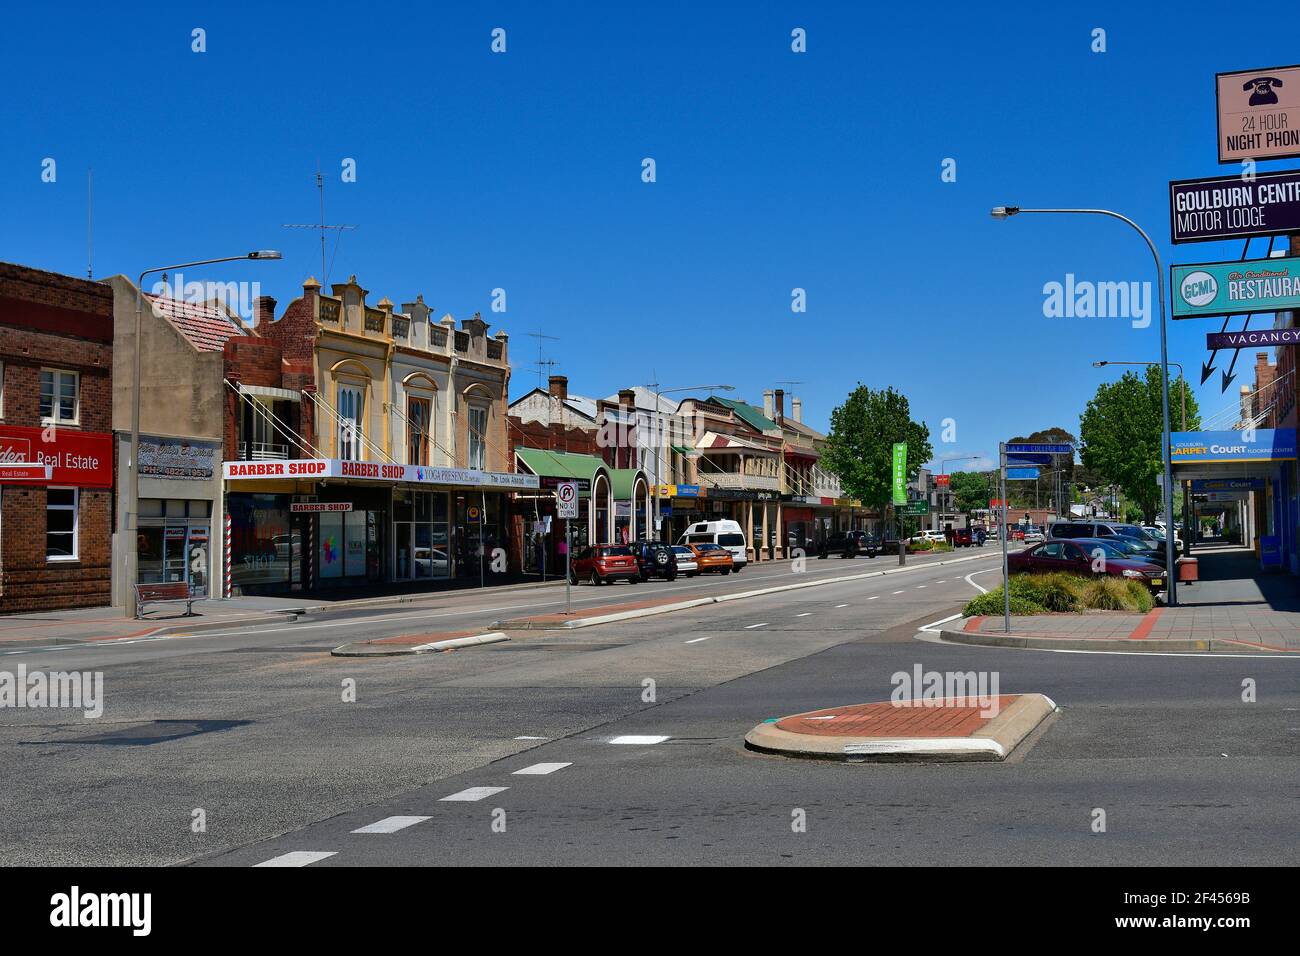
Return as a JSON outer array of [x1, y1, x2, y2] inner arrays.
[[718, 534, 745, 546], [694, 543, 721, 551], [600, 546, 633, 556], [672, 547, 693, 555]]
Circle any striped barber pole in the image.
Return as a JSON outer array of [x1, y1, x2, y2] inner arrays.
[[307, 517, 316, 590], [224, 513, 233, 598]]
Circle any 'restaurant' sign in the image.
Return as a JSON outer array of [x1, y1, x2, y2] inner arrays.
[[1169, 169, 1300, 243], [223, 458, 540, 490], [0, 426, 113, 487], [1206, 326, 1300, 350], [1171, 254, 1300, 318], [1217, 65, 1300, 163]]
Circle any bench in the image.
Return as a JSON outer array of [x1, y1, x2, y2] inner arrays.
[[134, 582, 203, 619]]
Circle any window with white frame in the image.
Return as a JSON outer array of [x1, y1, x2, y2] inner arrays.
[[338, 385, 364, 459], [46, 487, 78, 561], [467, 405, 488, 470], [40, 369, 78, 425]]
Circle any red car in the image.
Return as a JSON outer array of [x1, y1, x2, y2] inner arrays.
[[1007, 538, 1166, 592], [570, 544, 641, 585]]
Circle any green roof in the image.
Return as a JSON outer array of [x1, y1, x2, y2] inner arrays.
[[609, 468, 648, 500], [515, 447, 606, 481], [714, 397, 778, 433]]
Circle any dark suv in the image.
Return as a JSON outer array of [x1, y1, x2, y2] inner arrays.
[[818, 530, 880, 559], [632, 541, 678, 581]]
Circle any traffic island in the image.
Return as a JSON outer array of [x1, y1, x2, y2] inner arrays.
[[940, 611, 1300, 654], [332, 630, 509, 657], [744, 694, 1059, 762]]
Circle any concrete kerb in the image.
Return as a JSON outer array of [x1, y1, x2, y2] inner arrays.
[[331, 632, 509, 657], [743, 693, 1059, 762], [492, 550, 1002, 631], [938, 626, 1231, 654]]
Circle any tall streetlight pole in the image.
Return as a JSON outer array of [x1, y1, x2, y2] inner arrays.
[[639, 383, 734, 540], [993, 205, 1178, 605], [126, 251, 282, 618]]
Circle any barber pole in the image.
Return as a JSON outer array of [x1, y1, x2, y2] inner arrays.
[[223, 513, 232, 599], [307, 517, 315, 590]]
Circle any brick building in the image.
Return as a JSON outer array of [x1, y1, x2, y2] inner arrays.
[[0, 263, 115, 612]]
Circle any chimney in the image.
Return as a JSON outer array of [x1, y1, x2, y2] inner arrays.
[[773, 388, 785, 426], [791, 396, 802, 423], [549, 375, 568, 402], [763, 389, 774, 419], [255, 295, 276, 328], [618, 388, 636, 409]]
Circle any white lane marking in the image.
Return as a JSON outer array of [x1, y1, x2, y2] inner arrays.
[[795, 612, 812, 617], [683, 636, 712, 644], [964, 566, 1002, 594], [937, 580, 946, 583], [440, 786, 509, 801], [513, 762, 571, 775], [514, 735, 547, 740], [868, 596, 879, 600], [255, 851, 336, 867], [892, 590, 905, 595], [744, 622, 769, 629], [915, 585, 927, 589], [918, 613, 963, 633], [609, 735, 669, 745], [835, 604, 849, 608], [351, 815, 430, 834]]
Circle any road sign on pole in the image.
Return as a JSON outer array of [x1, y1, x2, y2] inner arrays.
[[556, 481, 579, 519], [1006, 467, 1041, 480], [999, 442, 1011, 634], [1005, 442, 1072, 454]]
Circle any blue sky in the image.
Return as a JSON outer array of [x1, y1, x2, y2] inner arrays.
[[1, 0, 1294, 470]]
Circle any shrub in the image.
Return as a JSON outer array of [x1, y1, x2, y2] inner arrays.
[[1079, 577, 1153, 613], [963, 589, 1044, 616], [963, 572, 1152, 616]]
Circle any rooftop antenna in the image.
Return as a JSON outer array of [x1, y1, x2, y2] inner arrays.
[[282, 164, 356, 285], [86, 167, 93, 280], [526, 330, 561, 388]]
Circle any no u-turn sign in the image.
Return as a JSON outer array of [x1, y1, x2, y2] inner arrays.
[[557, 481, 579, 519]]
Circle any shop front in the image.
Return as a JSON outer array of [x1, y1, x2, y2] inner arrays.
[[703, 487, 781, 560], [513, 448, 615, 565]]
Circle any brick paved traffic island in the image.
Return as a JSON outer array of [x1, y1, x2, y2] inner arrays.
[[744, 694, 1059, 762]]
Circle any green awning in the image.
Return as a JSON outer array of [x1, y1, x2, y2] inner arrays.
[[670, 444, 695, 456], [609, 468, 648, 501], [514, 447, 606, 481]]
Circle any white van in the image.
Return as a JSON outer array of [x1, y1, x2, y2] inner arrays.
[[679, 520, 748, 570]]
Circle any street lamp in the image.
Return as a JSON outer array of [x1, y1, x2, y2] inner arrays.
[[994, 205, 1178, 604], [639, 382, 734, 540], [1092, 360, 1186, 430], [126, 251, 282, 618]]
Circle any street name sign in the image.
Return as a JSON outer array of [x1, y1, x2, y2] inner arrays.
[[897, 500, 928, 516], [1217, 64, 1300, 164], [1169, 168, 1300, 243], [1171, 254, 1300, 318], [556, 481, 580, 519], [1006, 467, 1040, 480], [1005, 443, 1072, 455], [1006, 452, 1052, 466]]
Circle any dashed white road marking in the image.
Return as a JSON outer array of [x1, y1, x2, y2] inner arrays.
[[795, 612, 812, 617], [892, 590, 905, 595], [351, 816, 429, 834], [514, 735, 547, 740], [683, 636, 712, 644], [835, 604, 849, 608], [255, 851, 336, 867], [915, 585, 927, 589], [868, 596, 879, 600], [609, 735, 669, 745], [744, 622, 769, 629], [513, 762, 571, 775], [937, 579, 946, 583], [440, 786, 509, 802]]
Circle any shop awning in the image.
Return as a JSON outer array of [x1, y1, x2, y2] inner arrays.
[[696, 431, 777, 454], [609, 468, 649, 501], [515, 448, 608, 485]]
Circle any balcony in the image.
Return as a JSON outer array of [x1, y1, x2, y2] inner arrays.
[[698, 472, 781, 491], [241, 441, 290, 461]]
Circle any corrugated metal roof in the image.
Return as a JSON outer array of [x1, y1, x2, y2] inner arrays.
[[712, 396, 778, 433]]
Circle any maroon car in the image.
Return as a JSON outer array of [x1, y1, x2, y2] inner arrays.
[[570, 544, 641, 585], [1007, 538, 1166, 592]]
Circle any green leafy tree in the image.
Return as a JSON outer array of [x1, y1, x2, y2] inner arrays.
[[948, 470, 993, 514], [822, 384, 933, 516], [1078, 367, 1200, 524]]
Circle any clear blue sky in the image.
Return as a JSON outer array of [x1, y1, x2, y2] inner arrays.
[[2, 0, 1292, 470]]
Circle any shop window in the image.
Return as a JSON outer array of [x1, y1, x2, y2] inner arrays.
[[407, 396, 431, 465], [338, 386, 364, 459], [468, 405, 487, 470], [40, 369, 79, 425], [46, 487, 78, 561]]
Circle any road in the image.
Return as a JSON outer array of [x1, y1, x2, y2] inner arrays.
[[4, 545, 1296, 866]]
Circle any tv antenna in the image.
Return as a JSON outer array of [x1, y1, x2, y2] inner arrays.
[[282, 165, 357, 285], [526, 330, 561, 388]]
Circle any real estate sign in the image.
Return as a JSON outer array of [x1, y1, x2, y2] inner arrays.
[[1171, 255, 1300, 318], [1217, 65, 1300, 164]]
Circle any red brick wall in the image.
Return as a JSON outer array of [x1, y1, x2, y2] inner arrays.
[[0, 262, 114, 613]]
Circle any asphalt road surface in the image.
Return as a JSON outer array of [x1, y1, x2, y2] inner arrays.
[[3, 546, 1296, 866]]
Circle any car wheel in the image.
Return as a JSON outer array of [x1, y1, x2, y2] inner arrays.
[[722, 568, 731, 575], [590, 571, 602, 586]]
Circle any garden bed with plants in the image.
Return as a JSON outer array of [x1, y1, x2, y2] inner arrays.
[[907, 539, 953, 553], [962, 572, 1154, 616]]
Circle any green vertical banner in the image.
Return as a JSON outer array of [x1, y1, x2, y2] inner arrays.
[[891, 442, 907, 505]]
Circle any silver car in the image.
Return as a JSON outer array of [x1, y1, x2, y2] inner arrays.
[[672, 545, 699, 577]]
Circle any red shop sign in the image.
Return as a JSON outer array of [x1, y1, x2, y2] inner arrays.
[[0, 425, 113, 487]]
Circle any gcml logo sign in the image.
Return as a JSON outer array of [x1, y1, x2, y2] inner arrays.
[[1179, 270, 1218, 308]]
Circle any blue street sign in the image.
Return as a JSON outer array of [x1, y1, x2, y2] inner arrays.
[[1005, 442, 1072, 454], [1006, 467, 1040, 480], [1006, 452, 1052, 465]]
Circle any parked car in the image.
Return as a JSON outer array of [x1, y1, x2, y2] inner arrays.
[[671, 545, 699, 576], [633, 541, 678, 581], [952, 527, 986, 547], [570, 544, 641, 585], [679, 520, 748, 570], [1009, 538, 1166, 592], [1022, 527, 1044, 544], [687, 542, 734, 574], [1049, 521, 1169, 564], [910, 529, 946, 544], [819, 530, 879, 558]]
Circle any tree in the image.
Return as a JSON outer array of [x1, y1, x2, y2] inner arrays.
[[948, 470, 993, 514], [1078, 367, 1201, 524], [822, 384, 933, 517]]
